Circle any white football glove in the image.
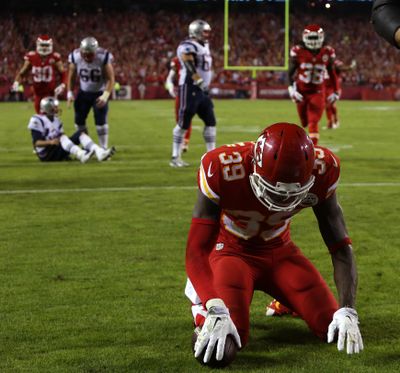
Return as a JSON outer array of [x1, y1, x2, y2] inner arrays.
[[327, 307, 364, 354], [194, 298, 241, 364], [12, 81, 19, 92], [96, 91, 110, 108], [165, 81, 176, 98], [327, 92, 340, 104], [194, 78, 208, 92], [54, 83, 66, 97], [67, 90, 74, 101], [288, 84, 303, 102]]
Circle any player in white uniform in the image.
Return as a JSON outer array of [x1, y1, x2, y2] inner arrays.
[[170, 19, 216, 167], [28, 97, 115, 162], [67, 37, 115, 151]]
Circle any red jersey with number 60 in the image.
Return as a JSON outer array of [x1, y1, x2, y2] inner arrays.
[[198, 142, 340, 249], [290, 45, 337, 94], [24, 51, 62, 96]]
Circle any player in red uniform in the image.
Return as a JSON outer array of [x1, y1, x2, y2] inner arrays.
[[12, 35, 67, 113], [185, 123, 363, 366], [288, 25, 339, 145], [324, 59, 356, 129], [165, 57, 192, 153]]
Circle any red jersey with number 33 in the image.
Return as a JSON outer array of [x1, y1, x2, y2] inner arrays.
[[290, 45, 337, 94], [197, 142, 340, 249], [24, 51, 62, 95]]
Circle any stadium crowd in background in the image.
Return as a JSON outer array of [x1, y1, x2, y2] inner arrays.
[[1, 5, 400, 95]]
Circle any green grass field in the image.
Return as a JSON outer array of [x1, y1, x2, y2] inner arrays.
[[1, 99, 399, 372]]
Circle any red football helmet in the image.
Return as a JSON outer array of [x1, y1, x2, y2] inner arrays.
[[36, 35, 53, 56], [302, 24, 324, 50], [249, 123, 315, 212]]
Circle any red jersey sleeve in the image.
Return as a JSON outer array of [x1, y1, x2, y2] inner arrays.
[[197, 151, 221, 205], [24, 51, 35, 62], [312, 146, 341, 202]]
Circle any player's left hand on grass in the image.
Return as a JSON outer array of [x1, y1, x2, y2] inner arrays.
[[327, 92, 340, 103], [96, 91, 110, 108], [54, 83, 66, 97], [327, 307, 364, 354], [194, 298, 241, 364]]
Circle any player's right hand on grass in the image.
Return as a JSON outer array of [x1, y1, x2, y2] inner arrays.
[[194, 298, 241, 363], [67, 90, 74, 108], [327, 307, 364, 354], [288, 84, 303, 103]]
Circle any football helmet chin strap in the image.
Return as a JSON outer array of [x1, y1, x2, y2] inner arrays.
[[249, 170, 315, 212]]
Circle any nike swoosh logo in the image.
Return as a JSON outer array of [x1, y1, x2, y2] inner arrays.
[[207, 163, 214, 178]]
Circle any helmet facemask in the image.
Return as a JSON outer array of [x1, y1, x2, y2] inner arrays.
[[36, 35, 53, 56], [250, 170, 315, 212], [303, 26, 324, 50]]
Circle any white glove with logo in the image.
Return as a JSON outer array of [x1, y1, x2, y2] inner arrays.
[[54, 83, 66, 97], [96, 91, 110, 108], [288, 84, 303, 102], [327, 92, 340, 104], [194, 298, 241, 363], [165, 81, 176, 98], [194, 78, 208, 92], [327, 307, 364, 354], [12, 81, 19, 92]]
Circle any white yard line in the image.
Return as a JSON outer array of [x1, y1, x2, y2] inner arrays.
[[0, 183, 399, 195]]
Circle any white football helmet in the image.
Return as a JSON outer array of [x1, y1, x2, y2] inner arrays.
[[40, 97, 59, 116], [188, 20, 211, 42], [302, 24, 324, 50], [36, 35, 53, 56], [80, 36, 99, 62]]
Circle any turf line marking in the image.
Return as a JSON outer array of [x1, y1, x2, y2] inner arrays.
[[0, 183, 399, 195]]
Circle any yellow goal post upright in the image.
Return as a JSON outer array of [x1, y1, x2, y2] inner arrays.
[[223, 0, 290, 99]]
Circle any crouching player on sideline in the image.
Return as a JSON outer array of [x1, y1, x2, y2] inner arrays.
[[185, 123, 363, 366], [28, 97, 115, 163]]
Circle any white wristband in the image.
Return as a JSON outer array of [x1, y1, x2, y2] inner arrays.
[[99, 91, 110, 101]]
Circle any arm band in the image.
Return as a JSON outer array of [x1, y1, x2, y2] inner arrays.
[[183, 59, 197, 75], [372, 0, 400, 48], [328, 237, 352, 254]]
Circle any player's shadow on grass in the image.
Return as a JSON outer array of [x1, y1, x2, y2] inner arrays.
[[232, 322, 322, 370]]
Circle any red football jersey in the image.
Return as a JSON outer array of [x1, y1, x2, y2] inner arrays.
[[198, 142, 340, 249], [24, 51, 62, 95], [290, 45, 337, 94]]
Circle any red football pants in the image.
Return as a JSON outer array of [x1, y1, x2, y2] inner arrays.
[[325, 88, 338, 126], [209, 241, 338, 346], [296, 92, 325, 145], [175, 95, 192, 141]]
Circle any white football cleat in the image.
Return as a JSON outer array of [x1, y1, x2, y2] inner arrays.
[[332, 121, 340, 129], [169, 157, 189, 168], [96, 146, 116, 162], [76, 149, 94, 163]]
